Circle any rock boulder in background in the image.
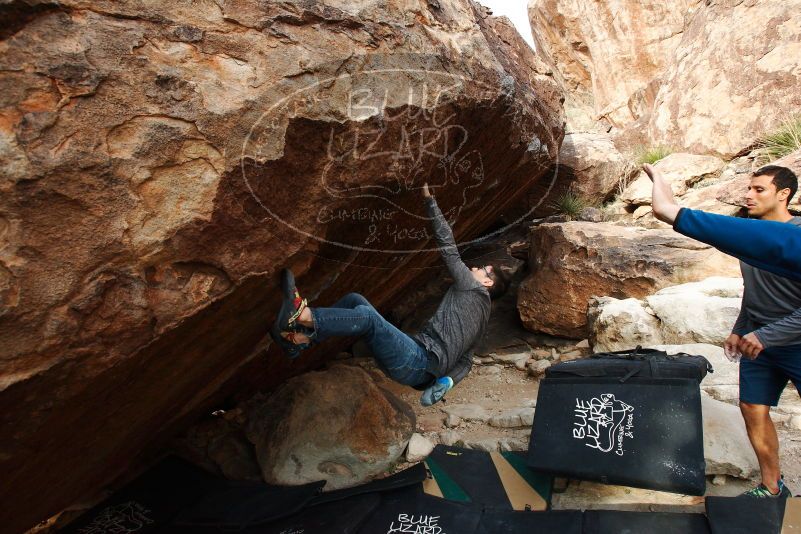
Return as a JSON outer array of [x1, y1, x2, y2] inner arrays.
[[529, 0, 801, 159], [589, 278, 743, 352], [527, 0, 700, 130], [702, 395, 760, 479], [620, 153, 726, 207], [645, 1, 801, 158], [587, 297, 664, 353], [518, 222, 739, 337]]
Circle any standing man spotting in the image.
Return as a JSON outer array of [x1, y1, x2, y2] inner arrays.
[[645, 162, 799, 498], [271, 183, 506, 406], [723, 165, 800, 497]]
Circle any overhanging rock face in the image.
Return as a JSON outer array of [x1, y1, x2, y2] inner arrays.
[[0, 1, 564, 531]]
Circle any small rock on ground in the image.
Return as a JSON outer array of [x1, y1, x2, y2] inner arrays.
[[442, 404, 491, 422], [406, 433, 435, 462], [489, 408, 536, 429], [527, 360, 552, 377]]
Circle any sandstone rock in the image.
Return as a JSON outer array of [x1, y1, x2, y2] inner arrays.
[[519, 222, 739, 337], [438, 430, 462, 447], [577, 207, 604, 223], [574, 339, 590, 350], [712, 475, 728, 486], [771, 412, 791, 426], [0, 1, 564, 529], [632, 205, 654, 220], [462, 434, 529, 453], [498, 435, 530, 452], [531, 349, 551, 360], [515, 358, 531, 372], [245, 365, 414, 490], [559, 350, 584, 362], [620, 153, 726, 207], [175, 416, 263, 482], [590, 280, 743, 357], [528, 0, 695, 129], [491, 351, 532, 366], [777, 404, 801, 416], [488, 408, 536, 429], [645, 277, 743, 345], [417, 413, 446, 433], [704, 385, 740, 403], [679, 182, 742, 216], [445, 414, 462, 428], [527, 359, 552, 377], [442, 404, 491, 423], [645, 2, 801, 158], [702, 395, 759, 479], [552, 480, 703, 511], [648, 343, 739, 388], [559, 132, 635, 203], [789, 416, 801, 431], [588, 297, 664, 353], [406, 433, 435, 463]]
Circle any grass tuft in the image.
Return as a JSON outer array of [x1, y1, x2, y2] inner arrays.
[[634, 145, 672, 165], [756, 115, 801, 162], [551, 192, 586, 220]]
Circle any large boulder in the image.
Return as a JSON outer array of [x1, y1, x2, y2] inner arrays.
[[0, 2, 564, 530], [620, 153, 726, 207], [645, 1, 801, 158], [588, 297, 664, 353], [245, 364, 415, 490], [645, 277, 742, 345], [701, 395, 760, 479], [530, 0, 801, 158], [173, 413, 263, 482], [527, 0, 696, 130], [523, 131, 637, 219], [589, 278, 743, 352], [559, 132, 635, 203], [518, 222, 740, 337]]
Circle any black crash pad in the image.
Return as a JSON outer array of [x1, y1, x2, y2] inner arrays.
[[583, 509, 711, 534]]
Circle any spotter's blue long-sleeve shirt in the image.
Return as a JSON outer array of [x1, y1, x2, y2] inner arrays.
[[673, 208, 801, 347], [673, 208, 801, 283]]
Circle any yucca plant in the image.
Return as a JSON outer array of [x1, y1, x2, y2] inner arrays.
[[756, 115, 801, 162], [551, 192, 586, 220]]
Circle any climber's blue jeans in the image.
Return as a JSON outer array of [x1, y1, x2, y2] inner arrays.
[[309, 292, 434, 386]]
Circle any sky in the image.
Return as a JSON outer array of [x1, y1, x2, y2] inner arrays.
[[476, 0, 536, 50]]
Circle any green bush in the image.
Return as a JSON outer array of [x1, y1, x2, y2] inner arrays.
[[756, 115, 801, 162], [635, 145, 672, 165], [551, 192, 586, 220]]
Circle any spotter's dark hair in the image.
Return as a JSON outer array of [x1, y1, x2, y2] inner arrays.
[[754, 165, 798, 205]]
